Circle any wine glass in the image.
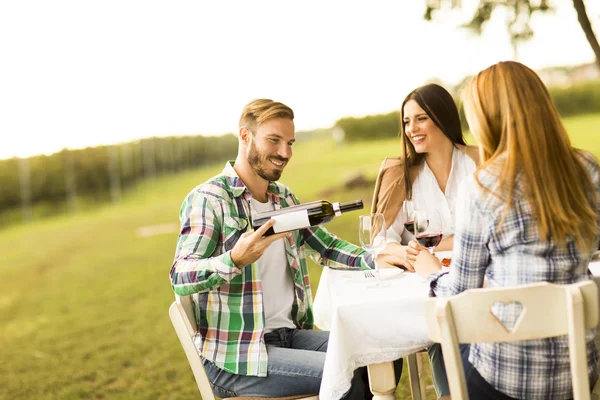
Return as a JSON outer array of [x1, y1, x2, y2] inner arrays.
[[401, 200, 416, 236], [414, 209, 443, 254], [358, 213, 387, 287]]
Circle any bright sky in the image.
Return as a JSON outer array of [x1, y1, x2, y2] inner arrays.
[[1, 0, 598, 159]]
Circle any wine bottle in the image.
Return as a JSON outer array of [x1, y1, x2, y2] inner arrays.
[[252, 200, 364, 236]]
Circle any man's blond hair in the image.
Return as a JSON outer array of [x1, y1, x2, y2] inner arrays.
[[239, 99, 294, 133]]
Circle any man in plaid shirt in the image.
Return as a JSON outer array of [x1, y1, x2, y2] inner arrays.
[[170, 99, 402, 399]]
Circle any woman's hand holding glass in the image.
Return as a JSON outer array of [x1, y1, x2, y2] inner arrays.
[[405, 209, 444, 277], [405, 240, 423, 264], [412, 245, 442, 279], [405, 208, 442, 263]]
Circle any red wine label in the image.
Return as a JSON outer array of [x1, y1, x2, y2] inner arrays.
[[272, 210, 310, 233]]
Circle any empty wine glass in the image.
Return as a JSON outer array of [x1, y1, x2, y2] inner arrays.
[[358, 213, 387, 287], [414, 209, 443, 254]]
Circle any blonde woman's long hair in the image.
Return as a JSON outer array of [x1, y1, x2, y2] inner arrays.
[[462, 61, 597, 251]]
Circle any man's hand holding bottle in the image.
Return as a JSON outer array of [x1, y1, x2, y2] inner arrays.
[[230, 219, 289, 268]]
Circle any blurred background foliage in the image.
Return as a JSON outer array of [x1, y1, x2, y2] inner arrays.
[[1, 79, 600, 229], [424, 0, 600, 70], [332, 78, 600, 142], [0, 135, 237, 227]]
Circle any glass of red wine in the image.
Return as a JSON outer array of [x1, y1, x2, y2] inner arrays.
[[401, 200, 416, 235], [414, 210, 442, 254]]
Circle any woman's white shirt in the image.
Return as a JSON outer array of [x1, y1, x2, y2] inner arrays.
[[386, 146, 476, 244]]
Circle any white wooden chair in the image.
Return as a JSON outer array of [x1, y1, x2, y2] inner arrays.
[[424, 281, 600, 400], [168, 295, 319, 400]]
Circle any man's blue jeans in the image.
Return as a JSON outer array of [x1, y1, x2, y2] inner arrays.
[[202, 328, 403, 399]]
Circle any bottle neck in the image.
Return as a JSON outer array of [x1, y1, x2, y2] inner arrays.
[[338, 200, 364, 214]]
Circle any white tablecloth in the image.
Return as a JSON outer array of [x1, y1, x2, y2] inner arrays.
[[313, 256, 600, 400], [313, 267, 433, 400]]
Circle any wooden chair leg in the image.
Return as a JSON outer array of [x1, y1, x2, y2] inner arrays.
[[407, 353, 423, 400], [416, 351, 427, 396], [367, 361, 397, 400]]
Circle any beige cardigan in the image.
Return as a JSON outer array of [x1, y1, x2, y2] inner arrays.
[[371, 144, 480, 228]]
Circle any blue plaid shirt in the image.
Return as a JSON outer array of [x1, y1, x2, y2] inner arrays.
[[430, 151, 600, 399]]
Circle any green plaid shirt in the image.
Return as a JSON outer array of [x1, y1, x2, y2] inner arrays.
[[170, 161, 372, 376]]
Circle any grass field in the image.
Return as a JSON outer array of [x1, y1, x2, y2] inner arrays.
[[1, 113, 599, 400]]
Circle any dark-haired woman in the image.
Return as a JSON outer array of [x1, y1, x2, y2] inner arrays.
[[372, 83, 479, 398]]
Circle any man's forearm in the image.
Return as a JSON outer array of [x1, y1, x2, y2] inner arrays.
[[304, 226, 372, 269]]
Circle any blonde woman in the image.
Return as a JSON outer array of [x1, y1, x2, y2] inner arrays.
[[413, 61, 600, 399]]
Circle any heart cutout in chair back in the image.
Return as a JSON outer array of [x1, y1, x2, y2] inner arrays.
[[490, 301, 525, 333]]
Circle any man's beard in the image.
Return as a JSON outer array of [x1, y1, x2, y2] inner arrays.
[[248, 140, 287, 182]]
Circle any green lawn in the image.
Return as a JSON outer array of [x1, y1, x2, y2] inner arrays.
[[1, 113, 599, 400]]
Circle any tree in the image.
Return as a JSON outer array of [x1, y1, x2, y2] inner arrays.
[[424, 0, 600, 71]]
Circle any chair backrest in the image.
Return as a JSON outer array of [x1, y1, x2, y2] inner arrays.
[[424, 281, 599, 400], [168, 295, 217, 400]]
